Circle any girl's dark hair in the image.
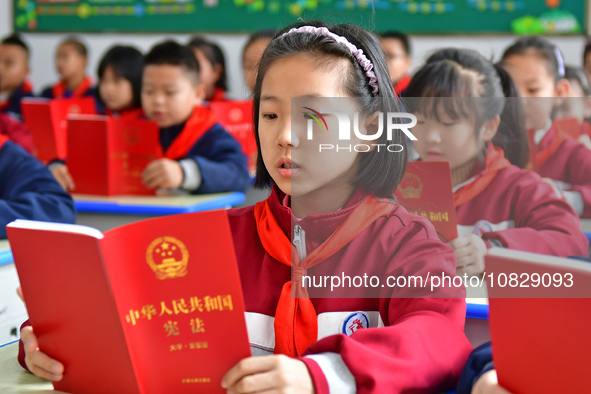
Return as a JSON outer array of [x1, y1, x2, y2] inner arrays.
[[252, 20, 406, 198], [565, 65, 591, 96], [501, 36, 565, 82], [493, 63, 529, 168], [97, 45, 144, 109], [243, 29, 276, 62], [187, 36, 228, 91], [405, 48, 504, 150], [59, 36, 87, 57]]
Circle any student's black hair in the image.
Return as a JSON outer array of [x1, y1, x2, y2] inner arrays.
[[564, 65, 591, 96], [242, 29, 276, 61], [59, 36, 88, 57], [405, 48, 509, 162], [252, 20, 406, 198], [1, 34, 29, 59], [493, 63, 529, 168], [583, 43, 591, 65], [501, 36, 565, 82], [97, 45, 144, 109], [379, 31, 411, 56], [144, 40, 200, 85], [187, 36, 227, 91]]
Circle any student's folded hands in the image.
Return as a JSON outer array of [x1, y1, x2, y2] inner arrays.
[[142, 158, 184, 190], [20, 326, 64, 382], [221, 354, 315, 394], [450, 234, 488, 276]]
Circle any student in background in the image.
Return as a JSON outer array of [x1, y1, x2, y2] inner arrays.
[[40, 37, 94, 99], [48, 45, 144, 191], [141, 40, 249, 194], [96, 45, 144, 119], [502, 36, 591, 218], [583, 41, 591, 84], [405, 48, 588, 276], [379, 31, 412, 95], [0, 134, 76, 239], [18, 21, 471, 393], [242, 29, 275, 94], [0, 34, 34, 120], [187, 36, 228, 102], [554, 65, 591, 148], [0, 112, 33, 154]]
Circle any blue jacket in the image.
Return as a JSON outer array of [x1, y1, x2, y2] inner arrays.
[[0, 141, 76, 238], [456, 342, 494, 394], [160, 121, 250, 194], [0, 83, 35, 121]]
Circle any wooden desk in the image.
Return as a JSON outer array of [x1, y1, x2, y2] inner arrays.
[[0, 342, 60, 393], [73, 191, 245, 232]]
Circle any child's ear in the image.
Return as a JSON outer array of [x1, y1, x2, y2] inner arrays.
[[554, 78, 571, 107], [362, 111, 382, 151], [194, 83, 207, 104], [480, 115, 500, 143]]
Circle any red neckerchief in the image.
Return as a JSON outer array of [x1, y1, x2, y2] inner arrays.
[[163, 106, 217, 160], [0, 81, 34, 111], [106, 107, 144, 120], [454, 144, 511, 208], [51, 76, 92, 99], [394, 75, 411, 96], [0, 134, 9, 149], [208, 87, 227, 102], [526, 123, 570, 171], [253, 192, 395, 357]]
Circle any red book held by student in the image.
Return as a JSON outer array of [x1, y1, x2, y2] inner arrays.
[[7, 210, 251, 394], [67, 115, 162, 196], [394, 161, 458, 241], [485, 248, 591, 394], [20, 97, 96, 163], [209, 101, 257, 173]]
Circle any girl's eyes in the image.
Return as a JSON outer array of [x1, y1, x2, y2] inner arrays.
[[442, 122, 457, 127], [262, 113, 278, 120]]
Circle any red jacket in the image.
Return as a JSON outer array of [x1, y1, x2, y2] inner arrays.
[[456, 148, 588, 256], [228, 186, 472, 393], [534, 124, 591, 218], [0, 113, 34, 154]]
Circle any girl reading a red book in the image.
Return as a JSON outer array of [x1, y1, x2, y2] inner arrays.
[[19, 21, 472, 393]]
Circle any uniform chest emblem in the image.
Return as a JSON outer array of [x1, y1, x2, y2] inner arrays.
[[342, 312, 369, 336]]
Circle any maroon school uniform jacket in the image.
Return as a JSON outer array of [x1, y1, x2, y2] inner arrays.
[[455, 150, 588, 257], [532, 123, 591, 218], [0, 113, 33, 154], [228, 186, 472, 393]]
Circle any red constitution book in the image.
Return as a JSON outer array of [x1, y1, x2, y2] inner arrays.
[[209, 101, 257, 173], [7, 210, 251, 394], [485, 248, 591, 394], [67, 115, 162, 196], [394, 161, 458, 242], [20, 97, 96, 163]]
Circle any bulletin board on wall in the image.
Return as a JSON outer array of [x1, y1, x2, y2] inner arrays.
[[13, 0, 587, 35]]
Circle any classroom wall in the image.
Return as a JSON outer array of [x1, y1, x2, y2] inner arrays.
[[1, 1, 590, 100]]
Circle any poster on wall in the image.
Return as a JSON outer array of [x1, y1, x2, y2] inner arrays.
[[13, 0, 586, 34]]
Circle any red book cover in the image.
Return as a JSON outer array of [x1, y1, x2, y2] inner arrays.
[[554, 117, 582, 139], [486, 248, 591, 394], [67, 115, 162, 196], [7, 210, 251, 394], [394, 161, 458, 241], [209, 101, 256, 172], [21, 97, 96, 162]]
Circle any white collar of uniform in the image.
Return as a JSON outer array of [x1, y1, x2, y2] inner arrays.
[[534, 118, 552, 146], [452, 176, 477, 194]]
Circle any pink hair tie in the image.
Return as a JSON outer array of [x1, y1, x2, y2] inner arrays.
[[280, 26, 379, 96]]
